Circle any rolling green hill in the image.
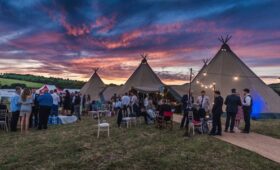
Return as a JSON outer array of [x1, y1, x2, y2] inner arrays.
[[0, 78, 43, 88], [0, 73, 85, 89]]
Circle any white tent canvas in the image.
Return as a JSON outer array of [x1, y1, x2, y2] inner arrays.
[[191, 37, 280, 117], [100, 85, 122, 102], [80, 69, 105, 101], [36, 84, 61, 93], [168, 84, 189, 97], [117, 57, 164, 95]]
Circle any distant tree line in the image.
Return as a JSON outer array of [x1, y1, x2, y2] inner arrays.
[[0, 73, 85, 89], [0, 83, 27, 89]]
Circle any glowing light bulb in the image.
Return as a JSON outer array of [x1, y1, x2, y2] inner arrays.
[[196, 80, 200, 84], [233, 76, 239, 81], [203, 72, 207, 76]]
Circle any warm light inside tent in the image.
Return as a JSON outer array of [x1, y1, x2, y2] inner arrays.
[[203, 72, 207, 76], [233, 76, 239, 81]]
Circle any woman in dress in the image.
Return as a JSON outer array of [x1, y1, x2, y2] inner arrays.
[[19, 88, 33, 133], [235, 94, 244, 131]]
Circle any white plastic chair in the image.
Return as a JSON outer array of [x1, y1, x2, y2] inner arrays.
[[96, 111, 110, 138], [89, 111, 98, 119], [122, 107, 133, 128], [129, 106, 140, 126], [0, 109, 9, 132]]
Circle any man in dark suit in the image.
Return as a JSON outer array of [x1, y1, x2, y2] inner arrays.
[[209, 91, 223, 136], [30, 89, 39, 128], [224, 88, 241, 133]]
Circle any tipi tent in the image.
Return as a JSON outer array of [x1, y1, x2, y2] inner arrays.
[[117, 56, 164, 95], [100, 84, 122, 102], [191, 36, 280, 118], [80, 69, 105, 101]]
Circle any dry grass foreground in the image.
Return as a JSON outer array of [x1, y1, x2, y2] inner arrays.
[[0, 117, 280, 170]]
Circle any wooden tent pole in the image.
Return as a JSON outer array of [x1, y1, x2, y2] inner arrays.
[[188, 68, 193, 107]]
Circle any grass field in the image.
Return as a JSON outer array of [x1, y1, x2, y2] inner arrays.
[[250, 120, 280, 139], [0, 117, 279, 170], [221, 118, 280, 139], [0, 78, 43, 88]]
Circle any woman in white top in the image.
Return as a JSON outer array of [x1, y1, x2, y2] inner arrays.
[[19, 88, 33, 133], [146, 100, 156, 122], [144, 95, 149, 108]]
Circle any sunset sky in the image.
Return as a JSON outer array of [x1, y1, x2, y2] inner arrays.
[[0, 0, 279, 85]]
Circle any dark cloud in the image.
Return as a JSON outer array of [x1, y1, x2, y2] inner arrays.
[[157, 71, 188, 81], [0, 0, 279, 84]]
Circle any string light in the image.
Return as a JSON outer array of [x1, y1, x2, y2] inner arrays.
[[198, 72, 258, 78], [195, 79, 217, 90], [194, 71, 244, 91]]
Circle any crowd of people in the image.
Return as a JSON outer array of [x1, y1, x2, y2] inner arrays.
[[6, 87, 83, 133], [109, 92, 174, 128], [180, 88, 253, 136], [108, 87, 253, 136], [2, 85, 253, 137]]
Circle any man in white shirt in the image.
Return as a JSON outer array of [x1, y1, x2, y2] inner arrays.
[[121, 93, 130, 116], [196, 90, 210, 120], [115, 98, 122, 109], [131, 93, 138, 106], [242, 88, 252, 133], [51, 89, 60, 116]]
